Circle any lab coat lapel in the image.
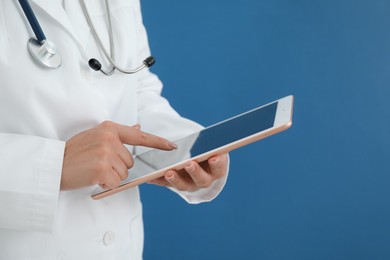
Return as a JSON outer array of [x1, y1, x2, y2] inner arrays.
[[29, 0, 86, 50]]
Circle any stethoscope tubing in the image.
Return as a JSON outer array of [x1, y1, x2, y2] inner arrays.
[[18, 0, 46, 44], [18, 0, 155, 73]]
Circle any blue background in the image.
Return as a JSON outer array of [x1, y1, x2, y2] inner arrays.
[[140, 0, 390, 259]]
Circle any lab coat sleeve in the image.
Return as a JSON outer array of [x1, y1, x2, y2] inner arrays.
[[0, 133, 64, 232], [133, 1, 228, 204]]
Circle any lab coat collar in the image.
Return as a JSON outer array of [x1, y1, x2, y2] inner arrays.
[[29, 0, 86, 51]]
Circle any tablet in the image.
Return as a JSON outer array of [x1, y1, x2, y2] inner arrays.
[[91, 95, 294, 199]]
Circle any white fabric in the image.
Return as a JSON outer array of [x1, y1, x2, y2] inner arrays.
[[0, 0, 227, 259]]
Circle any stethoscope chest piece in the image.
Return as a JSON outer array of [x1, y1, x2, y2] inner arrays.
[[20, 0, 153, 74], [28, 38, 62, 69]]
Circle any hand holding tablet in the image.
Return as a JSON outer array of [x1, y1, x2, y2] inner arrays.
[[92, 95, 294, 199]]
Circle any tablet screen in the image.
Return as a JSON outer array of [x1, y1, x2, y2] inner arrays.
[[189, 101, 277, 156], [135, 101, 278, 171]]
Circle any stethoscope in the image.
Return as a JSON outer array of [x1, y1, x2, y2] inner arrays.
[[18, 0, 155, 75]]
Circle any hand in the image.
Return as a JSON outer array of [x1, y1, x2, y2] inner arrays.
[[61, 121, 177, 190], [148, 153, 228, 192]]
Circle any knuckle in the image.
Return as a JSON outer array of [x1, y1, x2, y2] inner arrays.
[[100, 131, 117, 143], [120, 151, 134, 169], [95, 145, 112, 160], [127, 158, 134, 169], [93, 161, 109, 175], [100, 120, 114, 129], [133, 132, 148, 145], [140, 132, 148, 141]]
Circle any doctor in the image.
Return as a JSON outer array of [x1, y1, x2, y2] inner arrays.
[[0, 0, 228, 259]]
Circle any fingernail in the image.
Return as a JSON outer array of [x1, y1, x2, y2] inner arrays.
[[210, 157, 219, 166], [185, 163, 195, 173], [165, 171, 175, 181], [168, 142, 178, 150]]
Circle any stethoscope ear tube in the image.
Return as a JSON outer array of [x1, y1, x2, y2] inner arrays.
[[81, 0, 155, 76], [144, 56, 156, 68], [88, 56, 156, 76]]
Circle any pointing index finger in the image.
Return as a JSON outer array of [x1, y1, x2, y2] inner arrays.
[[116, 124, 177, 150]]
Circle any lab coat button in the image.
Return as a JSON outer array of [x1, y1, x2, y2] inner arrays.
[[103, 231, 115, 246]]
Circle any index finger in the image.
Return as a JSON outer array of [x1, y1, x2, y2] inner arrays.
[[116, 124, 177, 151]]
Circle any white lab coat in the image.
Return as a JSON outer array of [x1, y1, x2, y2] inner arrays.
[[0, 0, 227, 259]]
